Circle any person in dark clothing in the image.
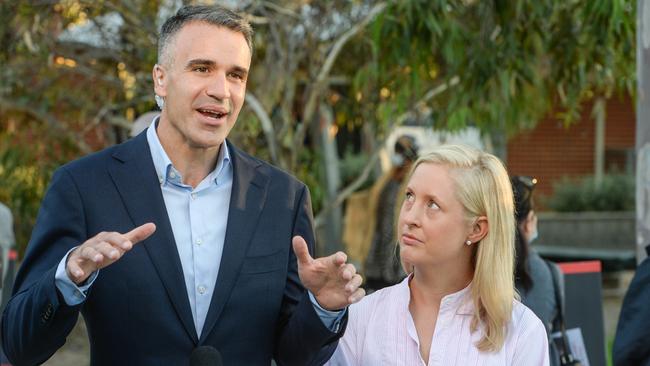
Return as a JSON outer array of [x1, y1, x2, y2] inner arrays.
[[613, 245, 650, 366], [511, 176, 562, 366]]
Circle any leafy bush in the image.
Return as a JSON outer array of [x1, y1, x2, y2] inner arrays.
[[548, 174, 635, 212]]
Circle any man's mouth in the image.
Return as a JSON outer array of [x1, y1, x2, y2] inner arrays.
[[197, 108, 228, 119]]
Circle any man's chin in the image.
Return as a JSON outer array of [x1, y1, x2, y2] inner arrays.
[[187, 135, 226, 150]]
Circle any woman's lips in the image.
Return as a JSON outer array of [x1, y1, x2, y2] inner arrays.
[[401, 233, 422, 246]]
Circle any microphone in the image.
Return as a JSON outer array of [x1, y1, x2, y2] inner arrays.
[[189, 346, 223, 366]]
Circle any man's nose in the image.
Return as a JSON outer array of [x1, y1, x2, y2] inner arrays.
[[206, 72, 230, 100]]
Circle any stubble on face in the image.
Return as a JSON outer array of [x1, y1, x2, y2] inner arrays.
[[154, 22, 251, 157]]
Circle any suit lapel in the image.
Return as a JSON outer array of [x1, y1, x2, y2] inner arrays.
[[108, 133, 199, 343], [199, 143, 269, 343]]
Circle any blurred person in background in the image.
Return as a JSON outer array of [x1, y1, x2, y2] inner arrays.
[[511, 176, 562, 366], [362, 135, 419, 292]]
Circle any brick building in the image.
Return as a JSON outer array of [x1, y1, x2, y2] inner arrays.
[[506, 95, 636, 203]]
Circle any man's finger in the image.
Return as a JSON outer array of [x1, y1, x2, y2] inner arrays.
[[292, 236, 313, 266], [331, 251, 347, 267], [80, 246, 103, 263], [340, 263, 356, 281], [348, 288, 366, 304], [124, 223, 156, 245], [67, 260, 85, 279], [346, 274, 363, 292], [94, 240, 122, 260]]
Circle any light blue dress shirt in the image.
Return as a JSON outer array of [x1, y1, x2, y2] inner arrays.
[[55, 119, 344, 335]]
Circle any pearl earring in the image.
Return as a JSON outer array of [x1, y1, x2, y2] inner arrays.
[[465, 240, 472, 246]]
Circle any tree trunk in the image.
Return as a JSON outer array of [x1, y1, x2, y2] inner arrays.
[[315, 103, 343, 256], [593, 97, 606, 188]]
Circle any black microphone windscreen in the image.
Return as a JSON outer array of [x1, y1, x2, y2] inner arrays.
[[189, 346, 223, 366]]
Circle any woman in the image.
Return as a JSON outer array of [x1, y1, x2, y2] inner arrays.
[[327, 145, 548, 365], [511, 176, 561, 365]]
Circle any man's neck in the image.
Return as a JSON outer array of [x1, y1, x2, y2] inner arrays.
[[171, 146, 221, 188], [156, 122, 222, 189]]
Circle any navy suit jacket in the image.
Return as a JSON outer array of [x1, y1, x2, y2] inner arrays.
[[1, 133, 344, 365]]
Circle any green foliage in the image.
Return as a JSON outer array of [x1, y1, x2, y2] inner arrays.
[[339, 148, 373, 190], [0, 120, 80, 255], [0, 0, 637, 250], [548, 174, 635, 212], [360, 0, 635, 137]]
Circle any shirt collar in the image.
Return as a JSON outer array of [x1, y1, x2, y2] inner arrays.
[[145, 117, 231, 187], [400, 274, 475, 316]]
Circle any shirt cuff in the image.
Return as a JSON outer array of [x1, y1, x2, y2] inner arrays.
[[309, 291, 347, 332], [55, 247, 99, 306]]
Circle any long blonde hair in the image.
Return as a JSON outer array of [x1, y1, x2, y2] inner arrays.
[[408, 144, 515, 352]]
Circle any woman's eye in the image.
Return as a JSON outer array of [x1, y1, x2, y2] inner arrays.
[[405, 191, 414, 201], [427, 200, 440, 210]]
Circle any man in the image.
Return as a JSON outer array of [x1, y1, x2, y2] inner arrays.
[[1, 5, 364, 366]]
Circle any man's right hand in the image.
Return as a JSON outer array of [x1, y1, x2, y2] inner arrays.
[[66, 223, 156, 285]]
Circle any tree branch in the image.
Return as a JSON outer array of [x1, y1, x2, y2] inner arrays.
[[0, 97, 92, 154], [313, 75, 460, 229], [245, 93, 279, 164], [314, 147, 380, 229], [293, 2, 388, 163]]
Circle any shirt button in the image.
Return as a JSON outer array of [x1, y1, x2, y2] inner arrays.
[[169, 171, 176, 179], [196, 238, 202, 245], [198, 286, 206, 295], [191, 193, 197, 200], [158, 176, 163, 184]]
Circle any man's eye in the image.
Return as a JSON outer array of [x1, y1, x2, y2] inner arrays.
[[193, 66, 209, 73], [228, 72, 244, 80]]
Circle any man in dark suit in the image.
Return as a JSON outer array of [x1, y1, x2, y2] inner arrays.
[[1, 5, 364, 366]]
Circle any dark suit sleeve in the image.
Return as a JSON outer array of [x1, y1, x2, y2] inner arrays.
[[273, 185, 348, 366], [613, 256, 650, 366], [1, 168, 86, 366]]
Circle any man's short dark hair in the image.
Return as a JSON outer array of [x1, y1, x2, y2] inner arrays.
[[158, 5, 254, 65]]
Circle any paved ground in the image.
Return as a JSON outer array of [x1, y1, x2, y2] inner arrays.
[[40, 271, 633, 366]]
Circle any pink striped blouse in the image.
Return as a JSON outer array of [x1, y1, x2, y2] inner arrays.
[[326, 276, 549, 366]]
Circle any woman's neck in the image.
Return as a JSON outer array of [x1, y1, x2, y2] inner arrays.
[[410, 261, 473, 306]]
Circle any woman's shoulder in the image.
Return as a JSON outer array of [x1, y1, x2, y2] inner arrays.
[[510, 299, 548, 337]]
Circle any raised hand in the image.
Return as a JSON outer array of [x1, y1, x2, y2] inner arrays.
[[66, 223, 156, 285], [292, 235, 365, 311]]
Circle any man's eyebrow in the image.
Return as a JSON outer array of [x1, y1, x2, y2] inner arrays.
[[184, 59, 216, 69], [185, 59, 249, 76], [230, 66, 249, 76]]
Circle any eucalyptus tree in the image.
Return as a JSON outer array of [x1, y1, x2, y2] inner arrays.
[[0, 0, 636, 254]]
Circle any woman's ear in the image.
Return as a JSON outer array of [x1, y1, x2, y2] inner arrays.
[[521, 210, 537, 238], [466, 216, 488, 245]]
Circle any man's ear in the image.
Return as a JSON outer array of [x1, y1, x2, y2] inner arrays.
[[152, 64, 166, 97], [466, 216, 488, 244]]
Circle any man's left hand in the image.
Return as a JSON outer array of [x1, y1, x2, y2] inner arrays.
[[292, 235, 365, 311]]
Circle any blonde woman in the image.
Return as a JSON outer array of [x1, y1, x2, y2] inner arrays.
[[327, 145, 548, 365]]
